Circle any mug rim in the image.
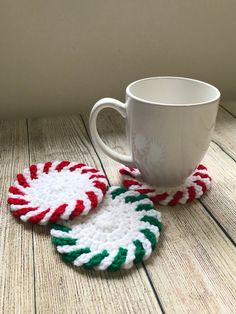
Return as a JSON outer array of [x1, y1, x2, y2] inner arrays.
[[126, 76, 221, 106]]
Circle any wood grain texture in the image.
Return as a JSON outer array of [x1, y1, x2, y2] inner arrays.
[[201, 142, 236, 242], [0, 120, 34, 314], [27, 116, 162, 314], [82, 109, 236, 313], [213, 107, 236, 161]]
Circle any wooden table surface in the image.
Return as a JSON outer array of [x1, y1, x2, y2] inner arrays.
[[0, 103, 235, 314]]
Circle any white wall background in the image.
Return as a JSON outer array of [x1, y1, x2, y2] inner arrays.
[[0, 0, 235, 118]]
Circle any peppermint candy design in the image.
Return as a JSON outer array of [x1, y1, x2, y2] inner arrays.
[[51, 187, 162, 271], [8, 161, 108, 225], [120, 164, 212, 206]]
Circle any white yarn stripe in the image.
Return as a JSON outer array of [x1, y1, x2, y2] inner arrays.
[[73, 251, 99, 266], [51, 229, 72, 239], [60, 200, 77, 220], [8, 193, 26, 201], [22, 168, 31, 182], [95, 250, 118, 271], [10, 204, 28, 211], [36, 163, 44, 175], [20, 207, 45, 222], [122, 242, 136, 270], [57, 244, 85, 254], [179, 188, 190, 204], [50, 160, 61, 172], [192, 182, 204, 197]]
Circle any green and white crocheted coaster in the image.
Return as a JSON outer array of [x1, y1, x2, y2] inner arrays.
[[51, 186, 162, 271]]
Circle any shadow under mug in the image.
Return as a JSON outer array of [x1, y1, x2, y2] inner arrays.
[[89, 77, 220, 187]]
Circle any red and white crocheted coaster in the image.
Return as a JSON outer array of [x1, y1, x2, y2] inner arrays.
[[119, 164, 212, 206], [8, 161, 108, 225]]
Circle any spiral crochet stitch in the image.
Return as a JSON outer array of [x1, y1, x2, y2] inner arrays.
[[119, 164, 212, 206], [51, 186, 162, 271], [8, 161, 108, 225]]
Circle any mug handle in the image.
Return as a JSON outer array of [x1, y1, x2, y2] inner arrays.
[[89, 98, 134, 167]]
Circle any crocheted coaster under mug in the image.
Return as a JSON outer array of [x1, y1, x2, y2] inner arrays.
[[8, 161, 108, 225], [120, 164, 212, 206], [51, 186, 162, 271]]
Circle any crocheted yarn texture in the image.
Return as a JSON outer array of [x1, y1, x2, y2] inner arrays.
[[120, 164, 212, 206], [51, 186, 162, 271], [8, 161, 108, 225]]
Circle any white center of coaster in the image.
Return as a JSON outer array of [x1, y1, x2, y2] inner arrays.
[[25, 171, 93, 209], [96, 213, 118, 232]]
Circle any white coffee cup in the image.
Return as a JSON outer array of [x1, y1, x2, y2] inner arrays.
[[89, 77, 220, 186]]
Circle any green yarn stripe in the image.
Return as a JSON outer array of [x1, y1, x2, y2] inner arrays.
[[135, 203, 154, 211], [62, 248, 91, 263], [140, 228, 157, 249], [52, 237, 77, 246], [125, 194, 149, 203], [107, 247, 128, 271], [133, 240, 145, 263], [50, 223, 71, 232], [83, 250, 109, 269], [141, 215, 162, 231], [111, 187, 127, 199]]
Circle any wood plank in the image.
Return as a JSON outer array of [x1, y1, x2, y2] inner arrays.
[[201, 143, 236, 241], [213, 106, 236, 160], [0, 120, 34, 313], [82, 110, 236, 313], [27, 116, 162, 314]]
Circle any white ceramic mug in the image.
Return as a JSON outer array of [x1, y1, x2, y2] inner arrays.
[[89, 77, 220, 186]]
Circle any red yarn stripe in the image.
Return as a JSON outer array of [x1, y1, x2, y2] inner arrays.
[[12, 207, 38, 217], [123, 179, 142, 187], [17, 174, 30, 188], [55, 160, 70, 172], [119, 168, 134, 177], [70, 200, 85, 219], [136, 188, 155, 194], [8, 198, 29, 205], [86, 191, 98, 208], [197, 164, 207, 170], [193, 171, 210, 179], [89, 174, 106, 179], [168, 191, 184, 206], [30, 164, 38, 180], [81, 168, 99, 174], [9, 186, 25, 196], [187, 186, 196, 203], [49, 204, 67, 222], [43, 162, 52, 174], [151, 193, 169, 204], [128, 167, 135, 171], [194, 180, 207, 193], [93, 180, 107, 195], [28, 208, 50, 224], [69, 163, 86, 171]]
